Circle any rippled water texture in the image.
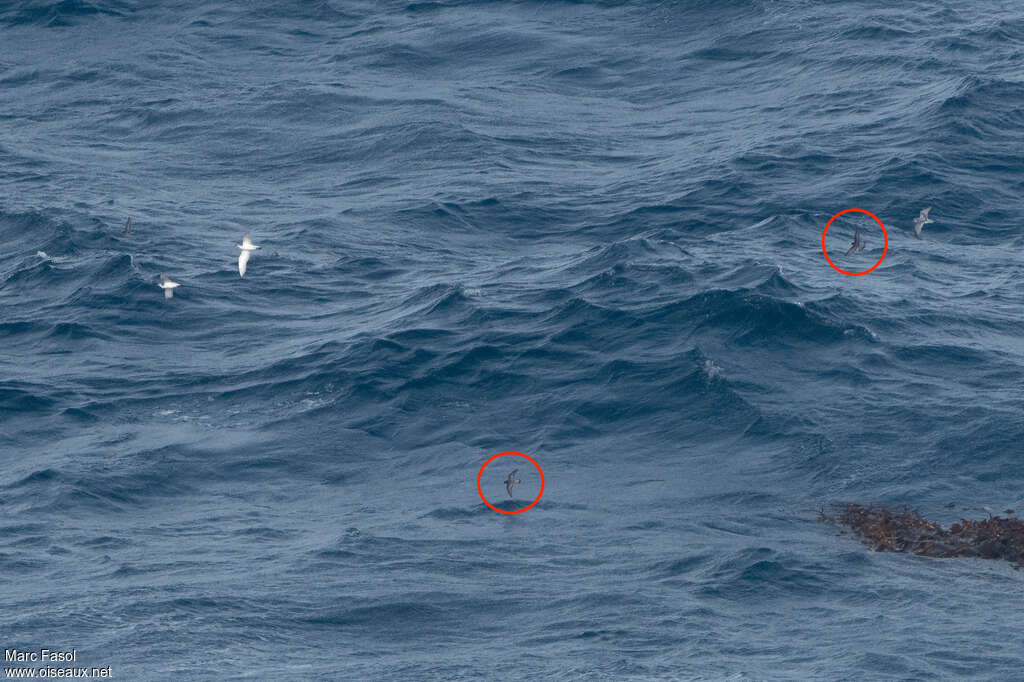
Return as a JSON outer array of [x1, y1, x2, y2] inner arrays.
[[2, 1, 1023, 679]]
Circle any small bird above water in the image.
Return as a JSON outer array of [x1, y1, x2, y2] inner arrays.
[[504, 469, 521, 497], [845, 228, 865, 256], [157, 274, 180, 299], [237, 233, 259, 277], [122, 216, 133, 235], [913, 206, 933, 238]]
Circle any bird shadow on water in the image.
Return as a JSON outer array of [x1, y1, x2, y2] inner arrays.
[[420, 499, 584, 522], [491, 499, 529, 512]]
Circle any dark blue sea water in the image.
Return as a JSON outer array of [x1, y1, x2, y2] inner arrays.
[[2, 1, 1023, 679]]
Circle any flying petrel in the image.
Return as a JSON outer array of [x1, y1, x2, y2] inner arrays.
[[237, 233, 260, 277], [913, 207, 933, 239], [845, 229, 865, 256], [157, 274, 180, 299], [504, 469, 521, 498]]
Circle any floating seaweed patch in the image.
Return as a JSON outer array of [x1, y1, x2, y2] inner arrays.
[[820, 503, 1024, 569]]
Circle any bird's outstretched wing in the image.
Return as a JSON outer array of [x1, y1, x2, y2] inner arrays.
[[505, 469, 519, 496], [239, 250, 251, 277], [913, 207, 933, 238], [844, 230, 861, 256]]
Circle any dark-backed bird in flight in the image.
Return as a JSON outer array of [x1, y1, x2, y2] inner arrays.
[[504, 469, 521, 497], [845, 228, 865, 256]]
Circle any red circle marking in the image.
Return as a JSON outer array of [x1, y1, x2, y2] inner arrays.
[[477, 451, 545, 515], [821, 208, 888, 276]]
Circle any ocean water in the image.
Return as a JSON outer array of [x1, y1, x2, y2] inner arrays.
[[2, 1, 1023, 679]]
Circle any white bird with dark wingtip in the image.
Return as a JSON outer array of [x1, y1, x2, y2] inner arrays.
[[236, 233, 260, 277], [845, 228, 865, 256], [913, 207, 933, 239], [504, 469, 521, 498], [157, 274, 180, 299]]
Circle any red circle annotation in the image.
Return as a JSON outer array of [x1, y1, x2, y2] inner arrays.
[[821, 208, 888, 276], [477, 451, 545, 515]]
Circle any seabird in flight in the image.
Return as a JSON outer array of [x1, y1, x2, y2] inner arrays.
[[157, 274, 180, 299], [913, 207, 933, 239], [237, 233, 260, 277], [845, 228, 865, 256], [504, 469, 521, 498]]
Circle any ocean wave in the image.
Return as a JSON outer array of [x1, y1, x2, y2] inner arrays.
[[0, 0, 122, 27], [3, 1, 1024, 677]]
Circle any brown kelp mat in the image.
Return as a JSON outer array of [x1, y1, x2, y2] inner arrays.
[[820, 503, 1024, 569]]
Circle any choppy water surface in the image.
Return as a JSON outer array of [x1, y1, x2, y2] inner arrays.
[[2, 1, 1023, 679]]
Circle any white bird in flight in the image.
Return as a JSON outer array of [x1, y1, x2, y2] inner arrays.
[[913, 207, 933, 239], [504, 469, 521, 498], [157, 274, 180, 299], [237, 233, 260, 277]]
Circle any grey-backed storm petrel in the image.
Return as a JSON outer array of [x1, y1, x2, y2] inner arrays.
[[504, 469, 521, 497], [845, 228, 865, 256], [913, 206, 933, 238]]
